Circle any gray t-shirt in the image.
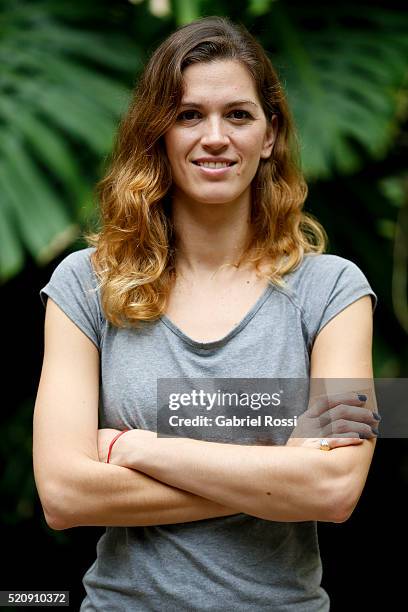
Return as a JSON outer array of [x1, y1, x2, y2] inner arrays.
[[39, 247, 377, 611]]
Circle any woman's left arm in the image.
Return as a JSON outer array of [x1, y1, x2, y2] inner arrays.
[[306, 294, 377, 512], [105, 296, 376, 523]]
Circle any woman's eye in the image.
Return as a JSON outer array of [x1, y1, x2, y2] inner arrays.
[[177, 110, 200, 121], [229, 110, 252, 120], [176, 110, 253, 122]]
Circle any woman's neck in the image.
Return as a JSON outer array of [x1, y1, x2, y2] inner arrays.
[[170, 191, 253, 277]]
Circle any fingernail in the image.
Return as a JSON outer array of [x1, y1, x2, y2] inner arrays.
[[359, 433, 370, 439], [357, 394, 367, 401], [371, 427, 379, 435], [373, 413, 381, 421]]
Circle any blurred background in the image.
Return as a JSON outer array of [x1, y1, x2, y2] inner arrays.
[[1, 0, 407, 609]]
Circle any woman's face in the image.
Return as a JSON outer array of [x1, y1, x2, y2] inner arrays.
[[163, 60, 277, 207]]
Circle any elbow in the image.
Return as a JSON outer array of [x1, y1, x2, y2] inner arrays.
[[34, 456, 100, 530], [37, 481, 75, 531], [328, 506, 352, 524], [44, 511, 71, 531], [333, 493, 361, 524], [323, 475, 361, 524]]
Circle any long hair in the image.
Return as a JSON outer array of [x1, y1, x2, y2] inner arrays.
[[85, 16, 327, 327]]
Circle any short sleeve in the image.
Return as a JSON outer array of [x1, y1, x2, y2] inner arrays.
[[39, 247, 103, 349], [315, 258, 377, 336], [286, 254, 378, 351]]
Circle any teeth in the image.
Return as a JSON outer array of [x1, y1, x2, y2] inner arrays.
[[197, 162, 231, 169]]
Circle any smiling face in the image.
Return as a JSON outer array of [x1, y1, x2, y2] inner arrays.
[[163, 60, 277, 207]]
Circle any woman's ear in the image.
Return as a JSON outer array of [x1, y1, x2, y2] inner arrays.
[[260, 114, 278, 160]]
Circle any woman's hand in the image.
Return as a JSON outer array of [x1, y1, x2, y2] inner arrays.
[[286, 392, 380, 450]]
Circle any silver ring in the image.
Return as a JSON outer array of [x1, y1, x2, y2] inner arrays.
[[319, 439, 331, 451]]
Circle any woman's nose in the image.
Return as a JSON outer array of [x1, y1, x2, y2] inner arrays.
[[200, 117, 230, 147]]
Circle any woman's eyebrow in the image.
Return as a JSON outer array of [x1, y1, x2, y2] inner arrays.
[[179, 99, 259, 109]]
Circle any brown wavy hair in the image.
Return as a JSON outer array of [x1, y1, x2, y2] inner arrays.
[[85, 15, 327, 327]]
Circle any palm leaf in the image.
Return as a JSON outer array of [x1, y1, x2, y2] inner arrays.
[[0, 0, 142, 280], [0, 130, 79, 262], [258, 4, 408, 179], [0, 98, 85, 201], [0, 194, 25, 282]]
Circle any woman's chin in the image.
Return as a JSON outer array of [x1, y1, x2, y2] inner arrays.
[[187, 191, 246, 206]]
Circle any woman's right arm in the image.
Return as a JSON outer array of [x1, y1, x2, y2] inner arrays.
[[33, 298, 237, 530]]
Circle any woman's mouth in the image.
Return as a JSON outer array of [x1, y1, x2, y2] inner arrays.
[[191, 161, 237, 175]]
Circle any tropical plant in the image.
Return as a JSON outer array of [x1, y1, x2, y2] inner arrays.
[[2, 0, 407, 283], [247, 2, 408, 179], [0, 0, 143, 280]]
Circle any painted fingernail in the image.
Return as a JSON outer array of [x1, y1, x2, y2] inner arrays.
[[358, 394, 367, 401], [371, 427, 379, 435], [373, 413, 381, 421]]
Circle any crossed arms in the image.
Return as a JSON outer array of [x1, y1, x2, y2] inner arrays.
[[33, 296, 376, 530]]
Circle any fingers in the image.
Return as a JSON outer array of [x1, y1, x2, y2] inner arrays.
[[321, 419, 377, 439], [306, 392, 369, 417], [324, 437, 364, 449], [326, 404, 377, 425], [318, 405, 379, 434]]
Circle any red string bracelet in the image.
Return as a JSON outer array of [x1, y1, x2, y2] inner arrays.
[[106, 429, 130, 464]]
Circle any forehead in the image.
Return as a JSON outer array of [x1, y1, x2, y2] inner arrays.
[[180, 60, 258, 103]]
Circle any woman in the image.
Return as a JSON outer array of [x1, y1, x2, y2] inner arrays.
[[33, 16, 379, 611]]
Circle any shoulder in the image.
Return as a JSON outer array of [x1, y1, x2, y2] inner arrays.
[[284, 253, 374, 298], [41, 247, 99, 300], [279, 253, 377, 347], [39, 247, 103, 349], [289, 252, 364, 279], [50, 246, 97, 278]]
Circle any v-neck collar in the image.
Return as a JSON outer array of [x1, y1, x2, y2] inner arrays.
[[160, 282, 275, 351]]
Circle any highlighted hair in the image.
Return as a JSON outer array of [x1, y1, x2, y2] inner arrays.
[[85, 16, 327, 327]]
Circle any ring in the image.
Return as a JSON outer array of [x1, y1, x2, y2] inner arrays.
[[319, 439, 331, 451]]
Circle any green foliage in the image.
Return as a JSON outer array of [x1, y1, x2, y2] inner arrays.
[[0, 0, 142, 280], [171, 0, 201, 24], [388, 174, 408, 334], [256, 3, 408, 179], [2, 0, 407, 285]]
